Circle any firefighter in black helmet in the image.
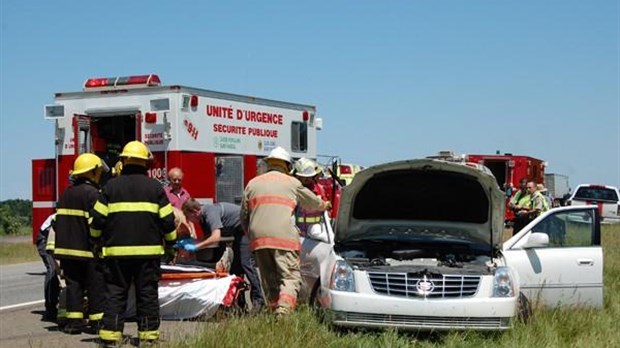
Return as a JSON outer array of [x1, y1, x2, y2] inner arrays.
[[91, 141, 177, 346], [54, 153, 109, 334]]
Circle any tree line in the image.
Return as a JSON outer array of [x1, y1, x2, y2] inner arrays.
[[0, 199, 32, 235]]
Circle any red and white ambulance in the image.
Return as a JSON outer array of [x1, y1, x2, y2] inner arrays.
[[32, 74, 322, 240]]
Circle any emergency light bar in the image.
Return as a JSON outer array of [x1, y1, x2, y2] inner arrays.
[[83, 74, 161, 90]]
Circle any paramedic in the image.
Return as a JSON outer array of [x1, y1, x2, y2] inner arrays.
[[509, 178, 531, 235], [36, 213, 60, 322], [293, 158, 329, 238], [240, 147, 329, 315], [181, 198, 264, 310], [165, 167, 192, 210], [91, 141, 177, 346], [54, 153, 108, 334]]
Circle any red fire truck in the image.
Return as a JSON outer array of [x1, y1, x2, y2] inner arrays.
[[32, 74, 323, 241], [465, 153, 546, 223]]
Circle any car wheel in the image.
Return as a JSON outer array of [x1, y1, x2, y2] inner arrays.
[[517, 292, 532, 322]]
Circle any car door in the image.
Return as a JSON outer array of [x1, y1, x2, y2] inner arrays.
[[299, 213, 335, 301], [503, 206, 603, 308]]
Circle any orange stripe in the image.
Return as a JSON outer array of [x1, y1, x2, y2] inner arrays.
[[248, 195, 296, 210], [250, 237, 300, 251], [278, 292, 297, 308]]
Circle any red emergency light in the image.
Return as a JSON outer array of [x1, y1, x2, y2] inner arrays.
[[84, 74, 161, 90], [302, 110, 309, 122], [144, 112, 157, 123], [190, 95, 199, 108]]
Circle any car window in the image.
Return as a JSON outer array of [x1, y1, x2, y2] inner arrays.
[[531, 209, 598, 247], [573, 186, 619, 202]]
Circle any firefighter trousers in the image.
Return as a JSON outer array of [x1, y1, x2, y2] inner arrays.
[[254, 249, 301, 315], [59, 258, 105, 321], [99, 258, 161, 343]]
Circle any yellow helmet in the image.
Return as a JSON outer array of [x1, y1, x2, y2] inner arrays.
[[71, 153, 107, 176], [120, 141, 151, 160]]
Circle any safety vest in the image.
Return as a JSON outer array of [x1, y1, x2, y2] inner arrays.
[[295, 182, 327, 237], [54, 179, 100, 259], [90, 165, 177, 258]]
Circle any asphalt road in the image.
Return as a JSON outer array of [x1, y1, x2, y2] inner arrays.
[[0, 261, 208, 347], [0, 261, 45, 308]]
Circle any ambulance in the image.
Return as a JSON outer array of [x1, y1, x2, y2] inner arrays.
[[32, 74, 322, 240]]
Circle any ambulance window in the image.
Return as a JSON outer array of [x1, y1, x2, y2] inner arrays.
[[291, 121, 307, 152]]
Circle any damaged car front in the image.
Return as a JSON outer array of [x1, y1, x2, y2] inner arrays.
[[313, 159, 518, 331]]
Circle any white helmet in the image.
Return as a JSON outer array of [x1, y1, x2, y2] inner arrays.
[[266, 146, 292, 164], [294, 157, 321, 177]]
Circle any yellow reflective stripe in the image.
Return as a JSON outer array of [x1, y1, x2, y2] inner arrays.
[[56, 208, 89, 218], [297, 216, 321, 223], [57, 309, 67, 319], [46, 240, 55, 251], [88, 217, 93, 224], [108, 202, 159, 213], [89, 312, 103, 321], [164, 230, 177, 242], [94, 201, 109, 217], [102, 245, 164, 256], [66, 311, 84, 319], [90, 228, 102, 238], [100, 329, 122, 341], [138, 330, 160, 341], [159, 203, 173, 218], [54, 248, 94, 258]]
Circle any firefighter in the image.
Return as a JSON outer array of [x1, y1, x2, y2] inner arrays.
[[54, 153, 108, 334], [293, 158, 329, 240], [91, 141, 177, 346], [240, 147, 329, 316]]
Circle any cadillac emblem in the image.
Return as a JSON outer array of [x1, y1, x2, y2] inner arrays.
[[415, 275, 435, 296]]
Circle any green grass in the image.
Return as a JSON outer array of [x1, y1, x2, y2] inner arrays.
[[0, 241, 39, 265], [162, 224, 620, 348]]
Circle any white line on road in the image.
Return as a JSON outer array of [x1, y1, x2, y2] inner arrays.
[[0, 299, 44, 311]]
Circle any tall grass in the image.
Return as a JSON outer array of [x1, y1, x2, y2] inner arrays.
[[0, 242, 39, 265], [163, 224, 620, 348]]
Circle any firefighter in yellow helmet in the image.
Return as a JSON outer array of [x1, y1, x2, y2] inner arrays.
[[54, 153, 108, 334], [240, 147, 329, 316], [91, 141, 176, 346]]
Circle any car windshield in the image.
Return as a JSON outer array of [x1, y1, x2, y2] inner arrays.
[[573, 187, 618, 202]]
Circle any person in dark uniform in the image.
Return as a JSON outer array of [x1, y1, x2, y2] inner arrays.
[[91, 141, 176, 346], [181, 198, 265, 311], [36, 213, 60, 322], [54, 153, 108, 334]]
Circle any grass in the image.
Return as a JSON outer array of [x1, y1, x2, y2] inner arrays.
[[161, 224, 620, 348], [0, 241, 39, 265]]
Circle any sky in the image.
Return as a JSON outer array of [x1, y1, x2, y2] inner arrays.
[[1, 1, 619, 200]]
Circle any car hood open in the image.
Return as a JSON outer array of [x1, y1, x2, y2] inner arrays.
[[335, 159, 505, 251]]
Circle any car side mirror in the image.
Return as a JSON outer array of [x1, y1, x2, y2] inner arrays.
[[522, 232, 549, 249]]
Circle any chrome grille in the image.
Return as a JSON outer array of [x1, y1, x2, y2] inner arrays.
[[368, 272, 481, 298], [334, 311, 510, 330]]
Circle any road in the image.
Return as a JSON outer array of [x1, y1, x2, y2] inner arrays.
[[0, 262, 203, 347], [0, 261, 45, 308]]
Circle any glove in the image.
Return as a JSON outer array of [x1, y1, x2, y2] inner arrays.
[[183, 243, 198, 252]]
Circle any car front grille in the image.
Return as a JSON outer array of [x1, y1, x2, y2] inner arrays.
[[332, 311, 510, 330], [367, 272, 481, 298]]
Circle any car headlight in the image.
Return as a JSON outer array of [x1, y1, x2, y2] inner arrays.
[[330, 260, 355, 292], [493, 266, 516, 297]]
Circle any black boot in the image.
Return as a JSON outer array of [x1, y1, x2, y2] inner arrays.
[[63, 319, 84, 335]]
